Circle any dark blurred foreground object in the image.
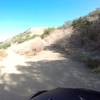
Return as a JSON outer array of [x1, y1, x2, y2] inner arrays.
[[29, 88, 100, 100]]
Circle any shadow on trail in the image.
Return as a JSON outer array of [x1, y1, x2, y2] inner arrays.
[[0, 59, 100, 100], [44, 35, 82, 61]]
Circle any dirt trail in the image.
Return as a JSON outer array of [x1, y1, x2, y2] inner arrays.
[[0, 27, 100, 100], [0, 46, 100, 100]]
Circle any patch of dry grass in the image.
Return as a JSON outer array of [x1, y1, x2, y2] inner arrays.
[[16, 50, 37, 57], [0, 49, 7, 60]]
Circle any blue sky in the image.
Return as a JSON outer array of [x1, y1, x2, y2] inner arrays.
[[0, 0, 100, 41]]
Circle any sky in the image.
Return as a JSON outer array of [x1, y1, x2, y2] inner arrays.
[[0, 0, 100, 41]]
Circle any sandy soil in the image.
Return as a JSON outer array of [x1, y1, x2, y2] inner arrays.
[[0, 28, 100, 100], [0, 46, 100, 100]]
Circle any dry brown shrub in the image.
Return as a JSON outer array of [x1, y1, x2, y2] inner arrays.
[[0, 49, 7, 60]]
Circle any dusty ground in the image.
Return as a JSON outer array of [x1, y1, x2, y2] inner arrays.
[[0, 46, 100, 100], [0, 28, 100, 100]]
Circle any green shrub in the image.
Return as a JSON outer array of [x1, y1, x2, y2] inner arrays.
[[12, 34, 39, 43], [86, 57, 100, 69], [71, 9, 100, 49], [58, 21, 72, 29], [41, 28, 55, 38], [79, 53, 100, 69], [72, 17, 91, 29], [0, 42, 11, 49]]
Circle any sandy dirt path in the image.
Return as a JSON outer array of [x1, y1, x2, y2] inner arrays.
[[0, 32, 100, 100], [0, 47, 100, 100]]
